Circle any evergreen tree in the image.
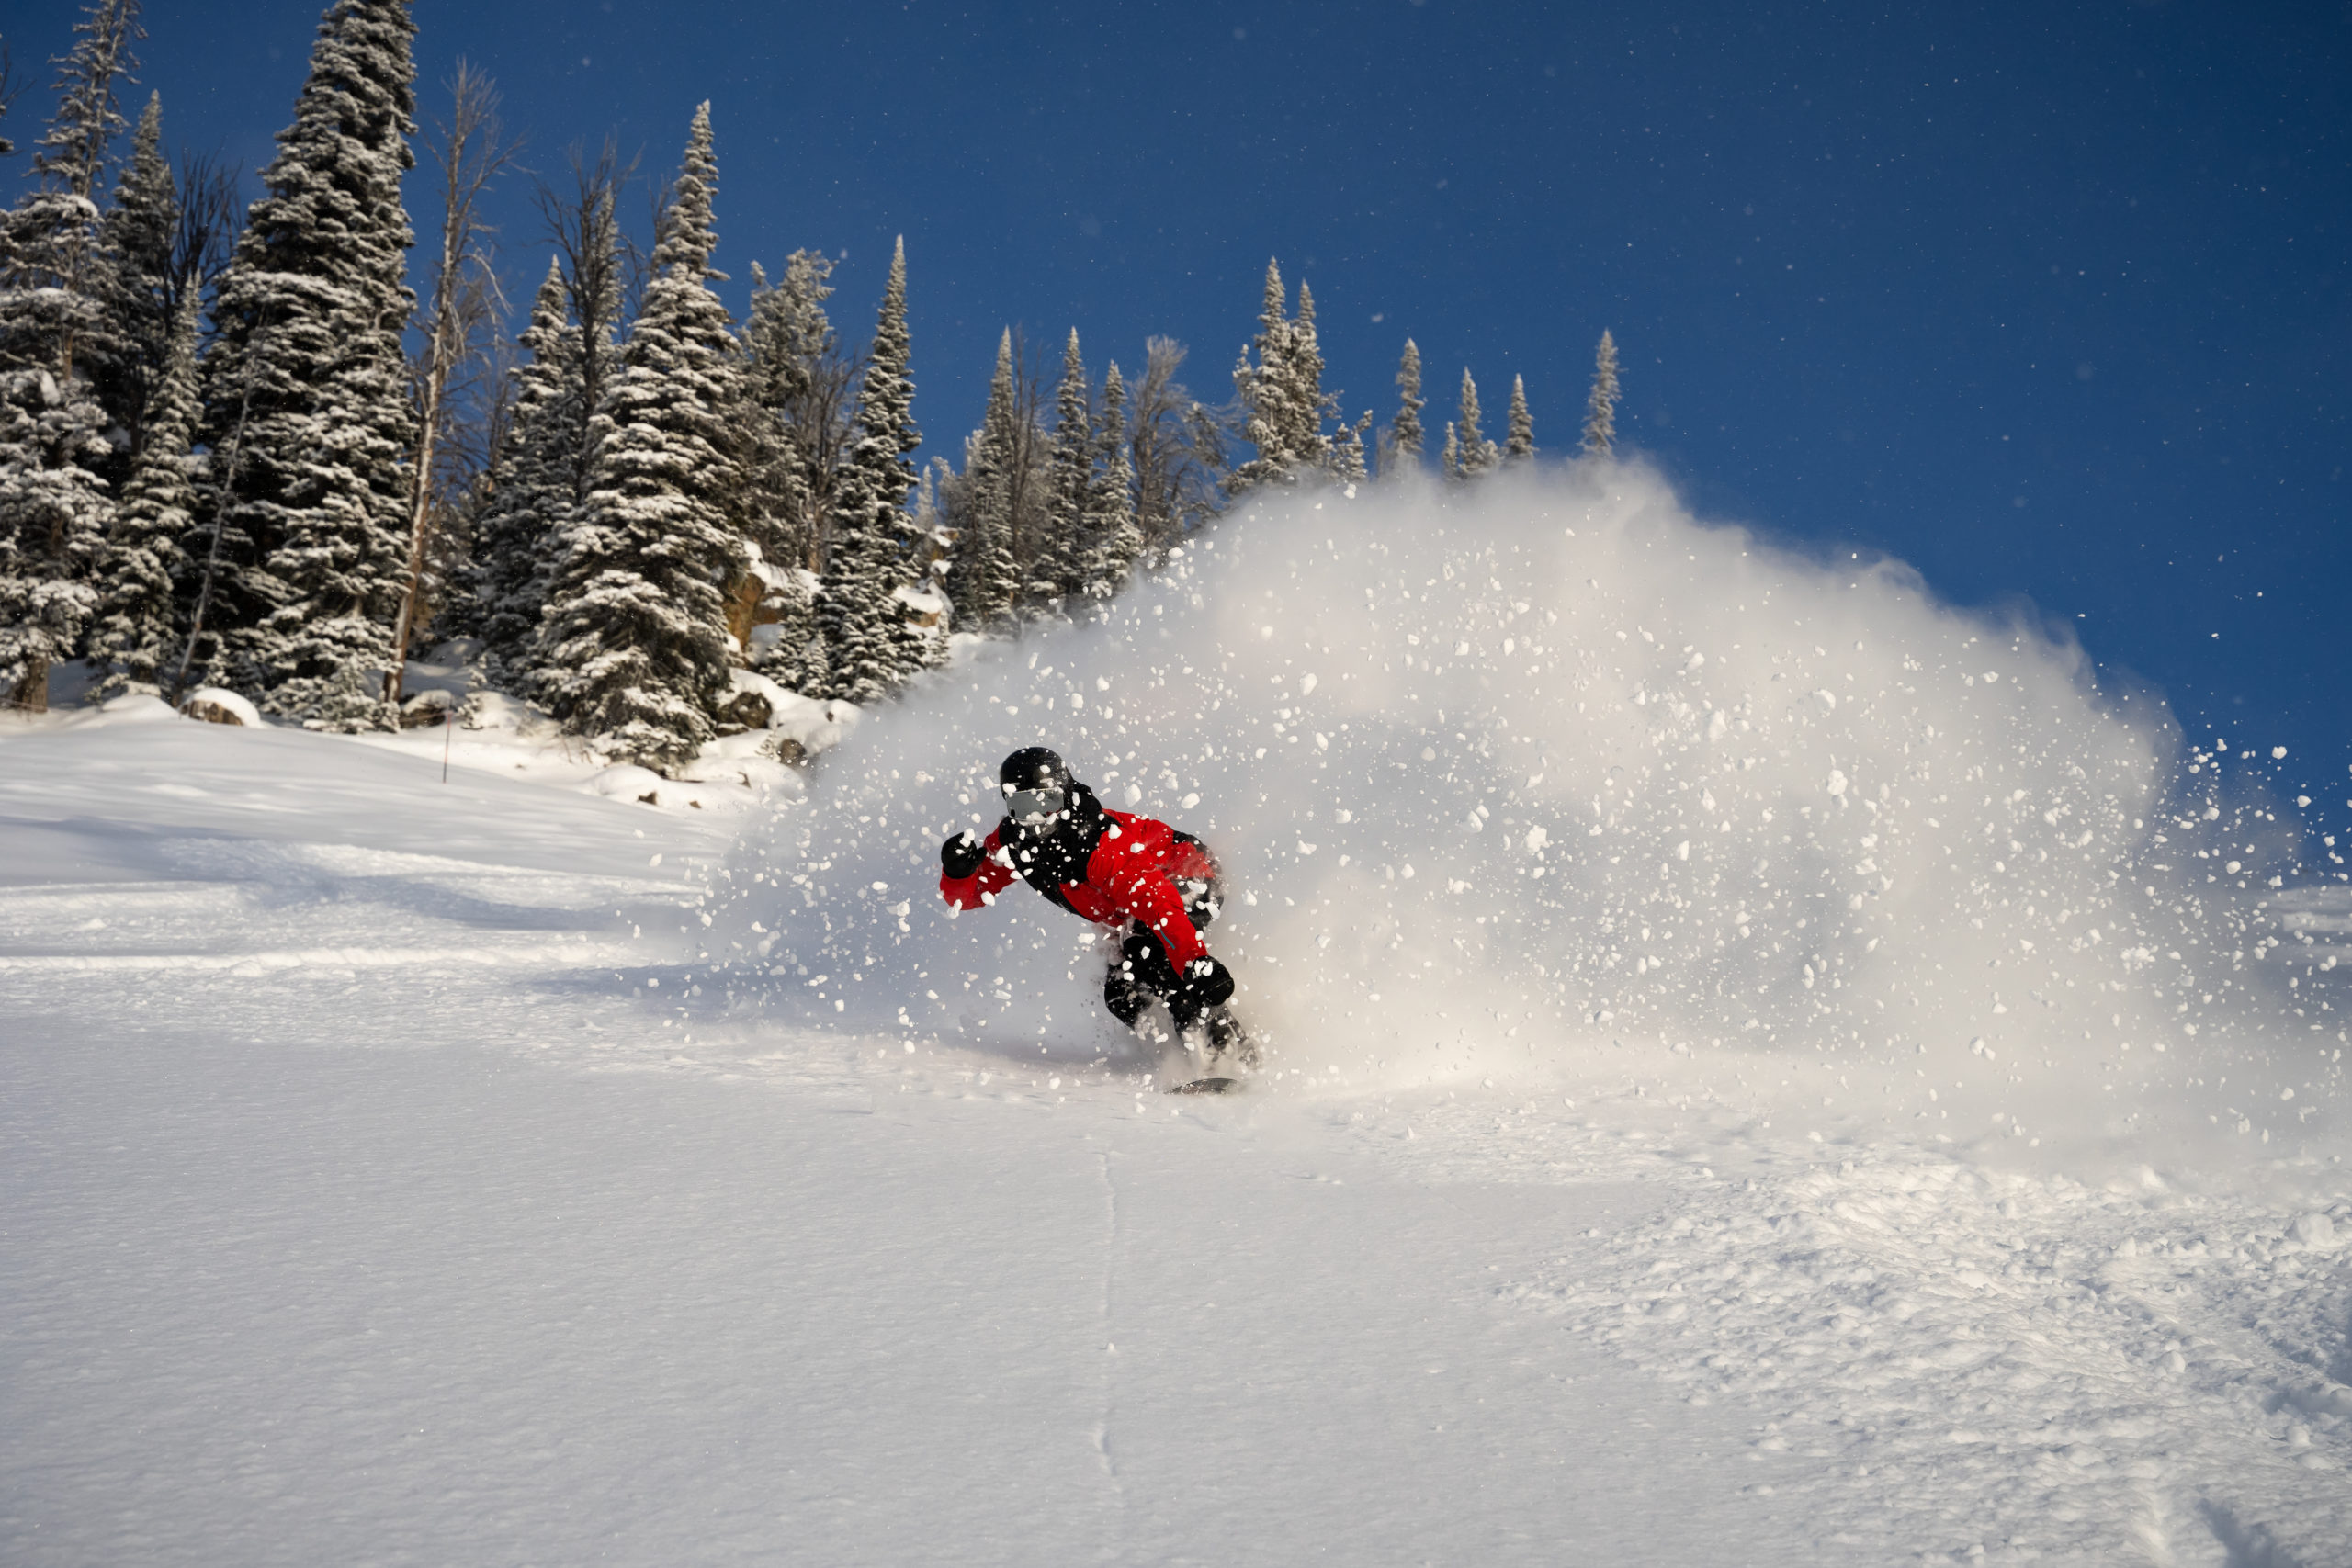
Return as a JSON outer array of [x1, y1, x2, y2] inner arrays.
[[1504, 374, 1533, 463], [1288, 280, 1334, 472], [738, 255, 820, 573], [0, 350, 112, 710], [1082, 358, 1141, 597], [1384, 338, 1423, 475], [91, 90, 174, 483], [1440, 421, 1458, 480], [539, 102, 743, 770], [470, 258, 574, 671], [1582, 329, 1619, 457], [1330, 411, 1371, 482], [0, 0, 141, 711], [945, 327, 1018, 629], [755, 559, 823, 692], [1228, 258, 1303, 494], [820, 234, 922, 703], [198, 0, 419, 730], [85, 284, 197, 692], [1040, 326, 1090, 603], [1454, 368, 1498, 479]]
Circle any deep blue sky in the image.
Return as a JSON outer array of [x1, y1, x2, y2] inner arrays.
[[18, 0, 2349, 805]]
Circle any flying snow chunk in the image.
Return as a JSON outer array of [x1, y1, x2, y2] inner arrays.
[[1827, 770, 1849, 798], [2272, 746, 2288, 760], [1525, 826, 1551, 853]]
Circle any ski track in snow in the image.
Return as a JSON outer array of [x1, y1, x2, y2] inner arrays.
[[6, 470, 2351, 1565], [1092, 1145, 1128, 1561]]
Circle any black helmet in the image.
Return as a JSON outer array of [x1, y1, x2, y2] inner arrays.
[[999, 746, 1073, 827]]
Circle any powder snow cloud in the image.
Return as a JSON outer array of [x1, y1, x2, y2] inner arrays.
[[717, 462, 2345, 1159]]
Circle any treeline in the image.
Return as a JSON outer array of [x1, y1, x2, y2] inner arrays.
[[0, 0, 1625, 772]]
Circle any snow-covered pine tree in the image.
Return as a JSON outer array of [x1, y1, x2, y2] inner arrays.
[[469, 258, 574, 671], [90, 90, 173, 487], [737, 260, 815, 576], [537, 102, 744, 770], [1288, 280, 1335, 474], [1454, 369, 1498, 479], [1330, 411, 1370, 482], [1227, 258, 1301, 495], [0, 0, 141, 711], [1440, 421, 1458, 481], [1384, 338, 1423, 476], [819, 235, 922, 703], [1082, 358, 1141, 598], [197, 0, 419, 730], [894, 453, 951, 676], [756, 560, 822, 692], [1505, 374, 1533, 463], [944, 327, 1018, 630], [85, 284, 197, 692], [1038, 326, 1090, 604], [1582, 329, 1619, 457]]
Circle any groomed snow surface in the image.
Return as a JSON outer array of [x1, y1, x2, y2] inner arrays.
[[5, 467, 2348, 1566]]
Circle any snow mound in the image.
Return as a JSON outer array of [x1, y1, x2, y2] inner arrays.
[[717, 464, 2345, 1158], [181, 686, 263, 727]]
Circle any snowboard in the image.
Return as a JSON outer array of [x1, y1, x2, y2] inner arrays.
[[1168, 1076, 1241, 1095]]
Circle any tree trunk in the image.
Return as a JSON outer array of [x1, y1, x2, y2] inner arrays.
[[7, 655, 52, 714]]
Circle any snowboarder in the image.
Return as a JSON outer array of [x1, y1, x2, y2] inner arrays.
[[940, 747, 1256, 1079]]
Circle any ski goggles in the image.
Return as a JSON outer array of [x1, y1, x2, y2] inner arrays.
[[1005, 786, 1067, 825]]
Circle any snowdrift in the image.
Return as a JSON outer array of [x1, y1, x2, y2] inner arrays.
[[716, 464, 2346, 1160]]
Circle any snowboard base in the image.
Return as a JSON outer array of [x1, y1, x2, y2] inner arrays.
[[1169, 1076, 1241, 1095]]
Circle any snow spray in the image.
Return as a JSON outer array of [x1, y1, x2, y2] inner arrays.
[[715, 463, 2345, 1160]]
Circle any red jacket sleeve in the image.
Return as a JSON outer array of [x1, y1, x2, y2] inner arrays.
[[940, 827, 1016, 911], [1089, 824, 1209, 970]]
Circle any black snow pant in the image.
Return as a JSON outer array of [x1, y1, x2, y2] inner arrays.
[[1103, 922, 1209, 1033], [1102, 842, 1223, 1035]]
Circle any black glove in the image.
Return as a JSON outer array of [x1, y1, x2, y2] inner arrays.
[[941, 829, 985, 880], [1178, 955, 1236, 1010]]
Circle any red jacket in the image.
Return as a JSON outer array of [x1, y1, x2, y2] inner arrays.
[[940, 808, 1213, 969]]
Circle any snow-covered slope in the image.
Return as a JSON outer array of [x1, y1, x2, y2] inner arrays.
[[3, 466, 2347, 1566]]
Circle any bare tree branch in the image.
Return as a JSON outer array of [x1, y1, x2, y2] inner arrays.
[[387, 60, 521, 702], [166, 146, 238, 315], [1129, 336, 1226, 557], [532, 135, 634, 510]]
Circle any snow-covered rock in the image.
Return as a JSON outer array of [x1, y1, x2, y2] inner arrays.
[[181, 686, 261, 728]]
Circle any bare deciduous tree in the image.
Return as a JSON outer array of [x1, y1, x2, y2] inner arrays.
[[166, 146, 237, 319], [532, 135, 632, 512], [1128, 336, 1226, 558], [387, 61, 518, 704]]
